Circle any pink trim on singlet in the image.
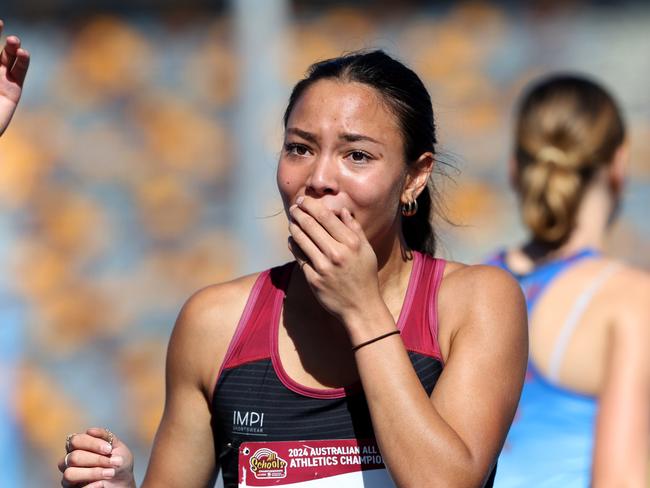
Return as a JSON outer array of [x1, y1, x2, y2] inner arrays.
[[397, 253, 445, 362], [427, 257, 445, 363], [217, 252, 445, 399], [215, 271, 269, 383]]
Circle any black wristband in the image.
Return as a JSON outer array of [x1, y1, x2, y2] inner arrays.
[[351, 330, 401, 352]]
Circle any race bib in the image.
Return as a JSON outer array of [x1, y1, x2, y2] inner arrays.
[[238, 439, 395, 487]]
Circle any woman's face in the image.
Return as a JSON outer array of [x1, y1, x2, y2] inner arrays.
[[277, 79, 410, 248]]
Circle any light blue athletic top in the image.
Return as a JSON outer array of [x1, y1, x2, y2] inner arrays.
[[487, 249, 618, 487]]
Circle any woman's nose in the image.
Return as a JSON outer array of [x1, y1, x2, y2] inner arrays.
[[306, 155, 338, 196]]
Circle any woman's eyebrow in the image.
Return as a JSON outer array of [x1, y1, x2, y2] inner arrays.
[[340, 132, 384, 146], [286, 128, 383, 147], [286, 127, 318, 144]]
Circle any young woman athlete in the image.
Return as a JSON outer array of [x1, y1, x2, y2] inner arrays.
[[59, 50, 528, 488], [489, 74, 650, 487]]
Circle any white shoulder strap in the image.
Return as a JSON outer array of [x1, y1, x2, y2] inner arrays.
[[547, 263, 622, 382]]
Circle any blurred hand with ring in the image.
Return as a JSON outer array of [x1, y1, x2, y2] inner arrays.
[[58, 428, 135, 488]]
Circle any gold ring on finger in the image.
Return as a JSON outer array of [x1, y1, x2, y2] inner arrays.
[[65, 433, 76, 453], [105, 428, 114, 447]]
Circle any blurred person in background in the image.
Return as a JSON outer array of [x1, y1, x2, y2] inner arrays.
[[58, 50, 527, 488], [0, 19, 29, 137], [488, 74, 650, 487]]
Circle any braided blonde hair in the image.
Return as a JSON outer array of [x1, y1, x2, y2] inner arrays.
[[514, 75, 625, 244]]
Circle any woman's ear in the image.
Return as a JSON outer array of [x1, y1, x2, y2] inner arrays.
[[402, 152, 434, 202], [608, 142, 628, 196]]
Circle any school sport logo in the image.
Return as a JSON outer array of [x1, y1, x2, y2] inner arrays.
[[248, 448, 288, 480]]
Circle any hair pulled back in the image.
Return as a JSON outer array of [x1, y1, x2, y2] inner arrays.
[[283, 50, 438, 255], [514, 74, 625, 245]]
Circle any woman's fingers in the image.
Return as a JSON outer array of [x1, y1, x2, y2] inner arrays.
[[58, 450, 119, 471], [86, 427, 119, 447], [1, 36, 20, 70], [288, 197, 371, 276], [340, 207, 365, 240], [288, 216, 327, 271], [84, 482, 112, 488], [59, 428, 130, 488], [294, 197, 356, 246], [287, 236, 308, 265], [289, 204, 356, 266], [66, 431, 114, 456], [10, 47, 29, 86], [289, 204, 335, 259], [61, 465, 116, 485]]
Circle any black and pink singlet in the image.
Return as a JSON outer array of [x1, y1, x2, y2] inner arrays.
[[210, 251, 495, 487]]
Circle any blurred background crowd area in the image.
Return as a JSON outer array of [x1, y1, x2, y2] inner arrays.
[[0, 0, 648, 485]]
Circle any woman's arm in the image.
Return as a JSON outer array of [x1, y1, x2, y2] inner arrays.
[[139, 287, 225, 487], [0, 20, 29, 137], [288, 197, 528, 487], [352, 265, 527, 487], [592, 271, 650, 487]]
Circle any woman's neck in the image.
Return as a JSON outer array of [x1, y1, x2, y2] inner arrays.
[[515, 176, 614, 270], [375, 234, 414, 294]]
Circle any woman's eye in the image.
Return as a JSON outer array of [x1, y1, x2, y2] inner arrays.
[[349, 151, 370, 163], [285, 143, 310, 156]]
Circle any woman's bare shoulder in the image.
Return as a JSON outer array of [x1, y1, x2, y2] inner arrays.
[[605, 259, 650, 288], [437, 261, 527, 354], [171, 271, 265, 345], [600, 259, 650, 325], [180, 272, 263, 322], [165, 271, 267, 392], [595, 260, 650, 402], [440, 260, 523, 299]]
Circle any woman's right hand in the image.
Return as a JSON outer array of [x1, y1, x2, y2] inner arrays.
[[58, 427, 135, 488]]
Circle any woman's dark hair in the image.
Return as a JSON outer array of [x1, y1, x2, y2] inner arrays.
[[283, 50, 438, 256], [514, 74, 625, 245]]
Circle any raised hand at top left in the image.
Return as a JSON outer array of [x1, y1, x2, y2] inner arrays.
[[0, 19, 30, 137]]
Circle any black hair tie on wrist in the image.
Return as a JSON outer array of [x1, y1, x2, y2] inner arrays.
[[351, 330, 401, 352]]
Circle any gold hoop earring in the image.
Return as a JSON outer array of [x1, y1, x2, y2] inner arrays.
[[401, 199, 418, 217]]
